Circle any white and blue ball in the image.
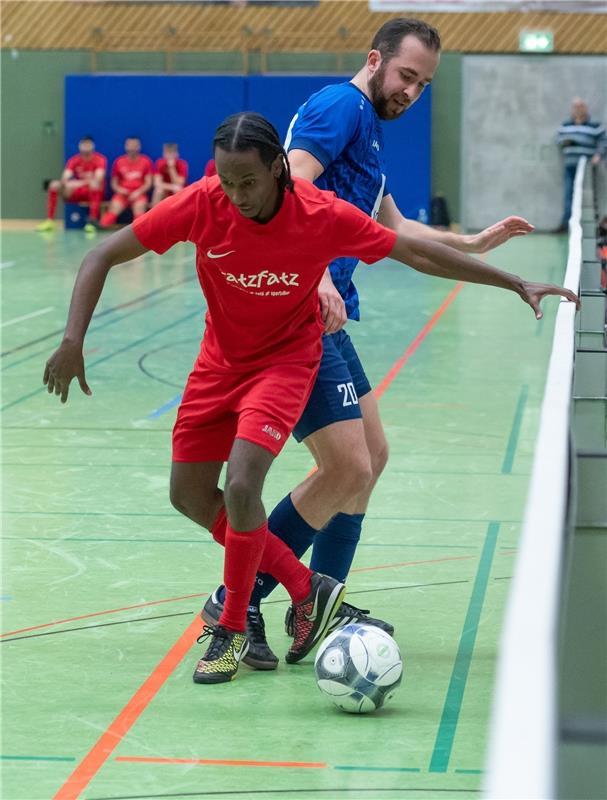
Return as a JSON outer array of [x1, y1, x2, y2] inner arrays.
[[314, 623, 403, 714]]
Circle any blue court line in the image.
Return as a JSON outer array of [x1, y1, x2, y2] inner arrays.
[[148, 392, 183, 419], [428, 520, 500, 773], [501, 384, 528, 474], [0, 755, 76, 762], [1, 309, 201, 412], [0, 596, 13, 601], [334, 766, 421, 772]]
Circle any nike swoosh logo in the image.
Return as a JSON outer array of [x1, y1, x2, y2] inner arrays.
[[207, 249, 235, 259], [303, 589, 320, 622]]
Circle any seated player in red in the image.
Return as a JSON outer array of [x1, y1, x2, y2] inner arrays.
[[151, 142, 189, 207], [43, 113, 578, 685], [100, 136, 153, 227], [37, 135, 106, 234]]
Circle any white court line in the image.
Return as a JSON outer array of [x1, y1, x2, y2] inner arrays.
[[1, 306, 54, 328], [0, 262, 16, 270]]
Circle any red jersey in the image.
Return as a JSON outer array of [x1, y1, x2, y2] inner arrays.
[[204, 159, 217, 178], [155, 157, 188, 184], [132, 176, 396, 371], [111, 154, 153, 192], [65, 152, 107, 180]]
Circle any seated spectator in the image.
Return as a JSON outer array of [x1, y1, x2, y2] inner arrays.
[[37, 135, 106, 234], [151, 143, 189, 207], [100, 137, 153, 227]]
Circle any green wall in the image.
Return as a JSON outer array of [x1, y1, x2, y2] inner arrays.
[[0, 49, 464, 220], [1, 50, 92, 219], [431, 51, 463, 224]]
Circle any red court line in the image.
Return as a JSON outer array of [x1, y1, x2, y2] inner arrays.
[[115, 756, 327, 769], [350, 553, 476, 573], [1, 592, 207, 638], [49, 284, 466, 799], [52, 617, 202, 800], [373, 282, 464, 399]]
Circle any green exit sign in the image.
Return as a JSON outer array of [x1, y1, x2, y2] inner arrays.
[[519, 30, 554, 53]]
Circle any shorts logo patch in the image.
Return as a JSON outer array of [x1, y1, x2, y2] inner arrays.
[[262, 424, 282, 442]]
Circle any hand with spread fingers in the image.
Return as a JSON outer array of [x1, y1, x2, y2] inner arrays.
[[518, 281, 580, 320], [465, 216, 535, 254], [43, 340, 92, 404]]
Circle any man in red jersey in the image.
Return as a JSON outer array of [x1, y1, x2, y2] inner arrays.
[[43, 113, 578, 685], [151, 142, 189, 207], [99, 136, 153, 227], [37, 135, 106, 234]]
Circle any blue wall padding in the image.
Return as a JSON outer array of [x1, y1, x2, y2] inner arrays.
[[65, 74, 430, 219]]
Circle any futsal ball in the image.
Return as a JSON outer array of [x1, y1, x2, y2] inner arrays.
[[314, 623, 403, 714]]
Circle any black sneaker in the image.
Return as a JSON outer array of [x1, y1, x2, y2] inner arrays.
[[200, 587, 278, 670], [192, 624, 249, 684], [285, 573, 346, 664], [285, 600, 395, 637]]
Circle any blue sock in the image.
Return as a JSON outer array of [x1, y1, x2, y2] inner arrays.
[[309, 512, 364, 583], [247, 494, 318, 608]]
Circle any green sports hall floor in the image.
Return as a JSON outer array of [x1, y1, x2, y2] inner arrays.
[[1, 227, 567, 800]]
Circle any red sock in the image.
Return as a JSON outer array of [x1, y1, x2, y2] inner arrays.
[[220, 521, 268, 632], [89, 190, 103, 221], [258, 532, 312, 604], [47, 188, 58, 219], [100, 210, 117, 227], [211, 506, 227, 546]]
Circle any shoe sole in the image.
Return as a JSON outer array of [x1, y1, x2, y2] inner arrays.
[[285, 582, 347, 664], [242, 652, 278, 670], [201, 605, 278, 670]]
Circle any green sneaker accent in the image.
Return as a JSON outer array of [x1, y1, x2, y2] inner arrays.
[[193, 625, 249, 684], [36, 220, 55, 232]]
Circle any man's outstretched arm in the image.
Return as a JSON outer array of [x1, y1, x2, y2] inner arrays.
[[43, 227, 148, 403]]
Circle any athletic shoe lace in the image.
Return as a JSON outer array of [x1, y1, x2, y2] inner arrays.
[[196, 624, 231, 659], [247, 611, 268, 646]]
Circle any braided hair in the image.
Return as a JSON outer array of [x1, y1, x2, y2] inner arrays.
[[213, 112, 294, 194]]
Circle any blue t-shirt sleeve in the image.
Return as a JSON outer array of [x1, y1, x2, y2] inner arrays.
[[288, 87, 362, 170]]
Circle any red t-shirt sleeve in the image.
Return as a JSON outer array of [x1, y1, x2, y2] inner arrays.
[[330, 197, 397, 264], [111, 159, 120, 178], [154, 158, 164, 175], [179, 159, 189, 181], [94, 154, 107, 171], [143, 156, 153, 175], [65, 156, 78, 172], [132, 180, 205, 254]]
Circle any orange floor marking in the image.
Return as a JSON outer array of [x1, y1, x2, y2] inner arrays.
[[115, 756, 327, 768], [52, 617, 202, 800]]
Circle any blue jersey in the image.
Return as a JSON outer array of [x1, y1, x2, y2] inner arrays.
[[285, 82, 390, 320]]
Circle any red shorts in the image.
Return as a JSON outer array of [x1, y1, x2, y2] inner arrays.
[[66, 186, 94, 202], [172, 359, 319, 462], [110, 192, 147, 209]]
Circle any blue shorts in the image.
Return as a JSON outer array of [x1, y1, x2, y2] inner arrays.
[[292, 329, 372, 443]]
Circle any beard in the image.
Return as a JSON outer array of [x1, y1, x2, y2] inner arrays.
[[368, 65, 408, 121]]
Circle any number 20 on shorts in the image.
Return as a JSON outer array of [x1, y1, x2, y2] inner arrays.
[[337, 382, 359, 407]]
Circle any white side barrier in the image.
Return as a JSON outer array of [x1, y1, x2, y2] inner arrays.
[[483, 157, 586, 799]]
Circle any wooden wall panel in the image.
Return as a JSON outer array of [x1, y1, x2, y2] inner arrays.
[[1, 0, 605, 54]]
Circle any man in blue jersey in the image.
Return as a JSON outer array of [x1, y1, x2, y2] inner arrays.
[[201, 18, 536, 669]]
